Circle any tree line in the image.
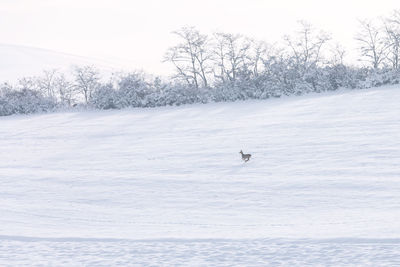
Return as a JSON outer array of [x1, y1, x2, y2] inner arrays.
[[2, 10, 400, 116]]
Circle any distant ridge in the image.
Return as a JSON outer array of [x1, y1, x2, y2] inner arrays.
[[0, 44, 123, 83]]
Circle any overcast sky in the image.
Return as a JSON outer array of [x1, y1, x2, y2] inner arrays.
[[1, 0, 399, 75]]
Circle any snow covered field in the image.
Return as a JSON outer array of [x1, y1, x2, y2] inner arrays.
[[1, 86, 400, 265]]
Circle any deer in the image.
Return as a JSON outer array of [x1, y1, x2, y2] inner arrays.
[[239, 150, 251, 162]]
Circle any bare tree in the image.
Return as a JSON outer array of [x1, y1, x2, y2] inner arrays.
[[249, 40, 270, 77], [18, 76, 40, 92], [355, 19, 388, 69], [24, 69, 77, 105], [54, 73, 75, 106], [164, 27, 211, 88], [212, 33, 228, 83], [212, 32, 251, 82], [383, 10, 400, 69], [329, 43, 347, 66], [284, 21, 331, 73], [36, 69, 58, 99], [72, 65, 100, 104]]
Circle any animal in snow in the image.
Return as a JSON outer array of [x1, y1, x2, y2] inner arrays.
[[239, 150, 251, 162]]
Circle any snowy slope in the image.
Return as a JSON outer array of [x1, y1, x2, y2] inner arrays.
[[0, 44, 119, 83], [1, 86, 400, 265]]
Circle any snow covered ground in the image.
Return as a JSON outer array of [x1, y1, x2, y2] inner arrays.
[[1, 86, 400, 265]]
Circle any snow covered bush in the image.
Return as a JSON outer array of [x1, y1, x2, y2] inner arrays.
[[117, 73, 155, 108], [0, 87, 56, 116], [90, 83, 120, 110], [325, 65, 358, 90], [158, 83, 209, 106], [359, 68, 400, 88]]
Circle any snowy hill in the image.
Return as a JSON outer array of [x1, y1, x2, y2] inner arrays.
[[0, 44, 120, 83], [1, 87, 400, 265]]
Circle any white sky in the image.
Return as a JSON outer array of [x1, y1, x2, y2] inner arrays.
[[1, 0, 399, 75]]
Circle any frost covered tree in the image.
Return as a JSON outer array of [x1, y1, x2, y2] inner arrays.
[[284, 21, 331, 73], [36, 69, 58, 99], [212, 32, 251, 83], [278, 22, 331, 94], [54, 73, 76, 106], [72, 65, 101, 104], [383, 10, 400, 69], [329, 43, 346, 66], [164, 27, 211, 88], [250, 40, 270, 77], [355, 19, 388, 69], [117, 72, 153, 107], [90, 83, 119, 109], [17, 76, 40, 92]]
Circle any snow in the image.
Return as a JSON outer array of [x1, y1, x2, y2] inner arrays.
[[2, 237, 400, 266], [1, 86, 400, 265], [0, 44, 119, 83]]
